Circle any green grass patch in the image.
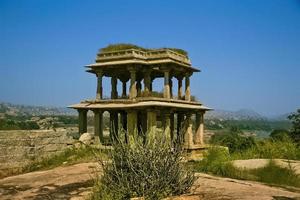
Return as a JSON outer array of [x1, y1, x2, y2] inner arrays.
[[250, 161, 300, 187], [231, 139, 300, 160], [193, 147, 300, 188], [100, 43, 188, 56], [22, 145, 108, 173]]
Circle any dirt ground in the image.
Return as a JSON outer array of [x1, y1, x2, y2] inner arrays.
[[0, 162, 299, 200]]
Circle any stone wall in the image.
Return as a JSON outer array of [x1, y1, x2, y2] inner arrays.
[[0, 128, 78, 173]]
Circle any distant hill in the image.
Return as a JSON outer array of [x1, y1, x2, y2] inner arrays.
[[206, 109, 266, 120], [0, 102, 76, 117], [269, 113, 291, 121]]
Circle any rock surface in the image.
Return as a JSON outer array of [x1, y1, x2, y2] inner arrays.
[[0, 162, 100, 200], [0, 128, 77, 175], [79, 132, 94, 145], [232, 159, 300, 175], [1, 162, 300, 200]]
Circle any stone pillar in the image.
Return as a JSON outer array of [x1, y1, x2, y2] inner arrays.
[[150, 77, 153, 92], [147, 109, 157, 140], [129, 69, 137, 99], [144, 70, 151, 95], [122, 81, 127, 98], [184, 113, 193, 148], [177, 77, 183, 100], [185, 73, 191, 101], [94, 110, 104, 144], [169, 77, 173, 98], [177, 112, 184, 143], [137, 79, 142, 97], [141, 112, 147, 136], [78, 109, 87, 135], [120, 111, 127, 130], [163, 112, 171, 140], [127, 110, 138, 139], [111, 76, 118, 99], [163, 70, 170, 99], [195, 112, 204, 145], [110, 111, 118, 141], [120, 111, 127, 143], [96, 71, 103, 100], [170, 113, 174, 142]]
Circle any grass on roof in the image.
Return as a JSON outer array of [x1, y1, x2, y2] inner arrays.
[[100, 43, 188, 56]]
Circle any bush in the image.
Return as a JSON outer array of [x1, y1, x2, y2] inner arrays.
[[210, 132, 256, 153], [91, 133, 195, 200], [22, 146, 104, 173], [270, 129, 290, 141], [195, 148, 300, 188], [197, 147, 230, 174], [196, 147, 250, 179], [231, 139, 300, 160], [288, 109, 300, 144], [251, 160, 300, 187]]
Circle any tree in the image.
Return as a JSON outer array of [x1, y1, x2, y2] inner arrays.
[[288, 109, 300, 144], [270, 129, 290, 141]]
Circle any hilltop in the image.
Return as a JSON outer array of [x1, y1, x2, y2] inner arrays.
[[0, 102, 76, 117]]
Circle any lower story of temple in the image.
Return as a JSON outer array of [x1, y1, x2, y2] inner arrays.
[[70, 100, 210, 149]]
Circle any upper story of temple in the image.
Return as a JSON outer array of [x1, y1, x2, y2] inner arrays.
[[84, 44, 201, 104]]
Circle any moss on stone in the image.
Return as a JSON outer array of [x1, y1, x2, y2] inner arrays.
[[100, 43, 188, 56]]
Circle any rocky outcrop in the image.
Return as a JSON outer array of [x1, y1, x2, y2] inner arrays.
[[0, 163, 299, 200], [0, 128, 78, 174], [79, 132, 94, 145]]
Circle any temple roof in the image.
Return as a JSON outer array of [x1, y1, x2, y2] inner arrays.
[[69, 98, 212, 111], [85, 44, 200, 74]]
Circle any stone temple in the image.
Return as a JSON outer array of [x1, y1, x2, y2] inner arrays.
[[69, 44, 211, 150]]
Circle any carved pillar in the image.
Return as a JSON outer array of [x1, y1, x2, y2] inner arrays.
[[185, 73, 191, 101], [129, 69, 137, 99], [78, 109, 87, 135], [111, 76, 118, 99], [195, 112, 204, 145], [169, 77, 173, 98], [147, 109, 157, 140], [120, 111, 127, 130], [122, 80, 127, 98], [144, 70, 151, 95], [184, 113, 193, 148], [127, 110, 138, 139], [94, 110, 104, 144], [120, 111, 127, 143], [150, 77, 153, 92], [177, 76, 183, 100], [170, 113, 174, 142], [162, 111, 171, 140], [137, 79, 142, 97], [96, 71, 103, 100], [110, 111, 118, 141], [177, 112, 184, 143], [163, 70, 170, 99]]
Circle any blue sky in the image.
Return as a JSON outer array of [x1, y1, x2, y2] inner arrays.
[[0, 0, 299, 117]]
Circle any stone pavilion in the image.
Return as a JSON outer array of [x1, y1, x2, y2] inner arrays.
[[69, 44, 211, 149]]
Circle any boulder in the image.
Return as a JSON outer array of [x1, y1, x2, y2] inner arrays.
[[79, 132, 94, 145]]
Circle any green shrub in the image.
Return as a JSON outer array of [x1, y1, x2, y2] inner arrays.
[[270, 129, 290, 141], [91, 133, 195, 200], [197, 147, 230, 173], [288, 109, 300, 144], [232, 139, 300, 160], [195, 148, 300, 188], [210, 132, 256, 153], [23, 145, 103, 173], [251, 160, 300, 187], [100, 43, 188, 56], [196, 147, 251, 179]]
